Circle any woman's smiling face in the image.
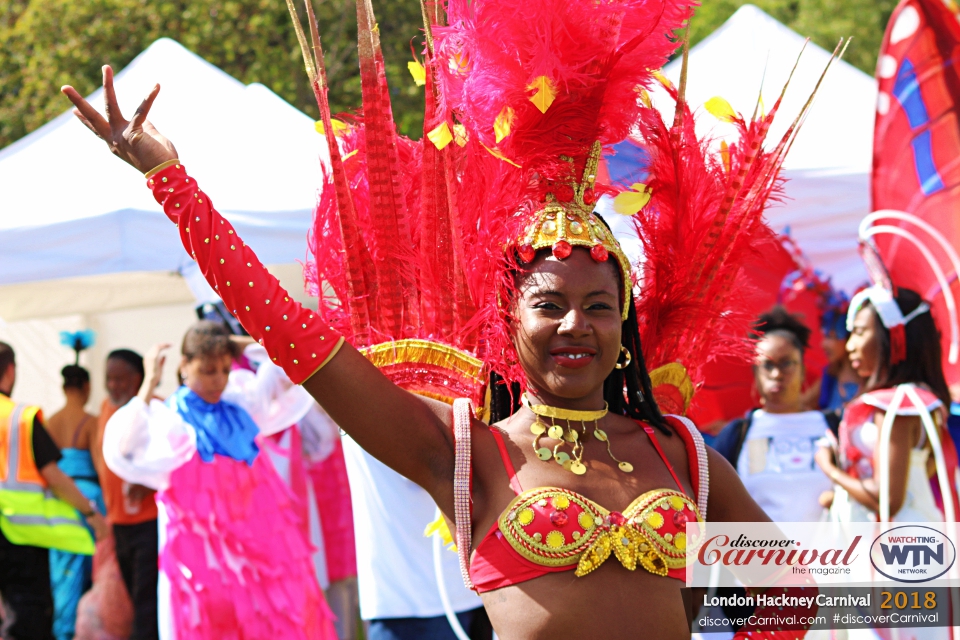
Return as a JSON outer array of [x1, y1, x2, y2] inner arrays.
[[510, 247, 623, 406]]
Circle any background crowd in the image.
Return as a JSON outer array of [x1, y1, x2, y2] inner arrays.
[[4, 269, 956, 639]]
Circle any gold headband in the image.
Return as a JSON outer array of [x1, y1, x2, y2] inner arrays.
[[515, 142, 633, 321]]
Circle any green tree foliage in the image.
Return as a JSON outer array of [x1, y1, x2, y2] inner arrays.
[[0, 0, 426, 148], [688, 0, 899, 76], [0, 0, 899, 149]]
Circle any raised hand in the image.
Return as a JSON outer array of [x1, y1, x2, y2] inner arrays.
[[61, 65, 178, 173], [138, 342, 171, 404]]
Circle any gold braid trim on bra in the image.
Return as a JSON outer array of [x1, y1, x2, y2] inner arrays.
[[497, 487, 704, 578]]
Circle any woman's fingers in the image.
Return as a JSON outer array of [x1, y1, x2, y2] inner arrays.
[[72, 110, 103, 139], [129, 84, 160, 131], [102, 65, 125, 128], [61, 86, 112, 140]]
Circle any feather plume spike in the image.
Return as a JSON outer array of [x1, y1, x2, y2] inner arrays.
[[693, 38, 848, 305], [355, 0, 422, 339], [634, 38, 846, 396], [631, 86, 782, 393], [295, 0, 377, 344]]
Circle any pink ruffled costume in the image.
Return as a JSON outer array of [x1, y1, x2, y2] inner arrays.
[[103, 346, 337, 639], [160, 442, 332, 638]]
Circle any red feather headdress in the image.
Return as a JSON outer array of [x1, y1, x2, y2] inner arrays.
[[285, 0, 843, 417]]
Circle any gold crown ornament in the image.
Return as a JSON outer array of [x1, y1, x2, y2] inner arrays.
[[516, 142, 633, 321]]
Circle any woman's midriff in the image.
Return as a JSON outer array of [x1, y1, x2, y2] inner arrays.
[[480, 559, 691, 639]]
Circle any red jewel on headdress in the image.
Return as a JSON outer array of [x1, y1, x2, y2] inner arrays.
[[552, 241, 572, 259], [583, 190, 597, 205], [518, 244, 536, 263], [590, 243, 609, 262]]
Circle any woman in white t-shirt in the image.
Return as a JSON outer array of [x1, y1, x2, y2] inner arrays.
[[715, 307, 833, 523]]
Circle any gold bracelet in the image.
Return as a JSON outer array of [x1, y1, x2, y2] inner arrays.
[[144, 158, 181, 179]]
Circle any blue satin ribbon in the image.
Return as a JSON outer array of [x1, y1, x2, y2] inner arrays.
[[170, 386, 260, 465]]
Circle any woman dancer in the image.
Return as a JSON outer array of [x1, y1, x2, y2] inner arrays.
[[46, 364, 104, 640], [816, 286, 959, 523], [69, 89, 809, 640], [102, 322, 335, 639], [62, 0, 836, 634]]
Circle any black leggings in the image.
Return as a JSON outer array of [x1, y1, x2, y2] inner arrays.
[[113, 520, 159, 640]]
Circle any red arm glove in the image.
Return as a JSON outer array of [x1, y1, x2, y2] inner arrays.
[[146, 160, 343, 384]]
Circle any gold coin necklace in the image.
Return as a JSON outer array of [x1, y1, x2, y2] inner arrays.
[[521, 394, 633, 475]]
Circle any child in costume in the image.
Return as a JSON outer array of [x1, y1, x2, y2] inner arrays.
[[102, 321, 335, 639]]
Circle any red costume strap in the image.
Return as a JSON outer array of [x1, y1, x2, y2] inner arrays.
[[147, 163, 344, 384], [488, 427, 524, 495], [641, 424, 684, 492]]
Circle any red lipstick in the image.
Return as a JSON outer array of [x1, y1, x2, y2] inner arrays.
[[549, 346, 597, 369]]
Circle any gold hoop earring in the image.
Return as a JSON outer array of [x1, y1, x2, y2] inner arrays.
[[614, 345, 632, 370]]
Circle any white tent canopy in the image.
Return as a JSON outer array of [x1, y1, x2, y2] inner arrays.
[[0, 38, 325, 412], [653, 4, 877, 291], [0, 37, 325, 320]]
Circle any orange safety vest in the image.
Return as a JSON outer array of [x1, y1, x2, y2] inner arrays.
[[0, 396, 94, 554]]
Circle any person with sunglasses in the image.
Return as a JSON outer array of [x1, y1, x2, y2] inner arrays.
[[715, 307, 835, 523]]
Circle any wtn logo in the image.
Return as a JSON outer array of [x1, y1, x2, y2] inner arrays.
[[871, 526, 956, 583], [880, 543, 944, 568]]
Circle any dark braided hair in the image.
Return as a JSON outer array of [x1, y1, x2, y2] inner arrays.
[[488, 251, 669, 434]]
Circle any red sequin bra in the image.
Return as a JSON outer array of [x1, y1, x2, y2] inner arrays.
[[451, 400, 708, 593]]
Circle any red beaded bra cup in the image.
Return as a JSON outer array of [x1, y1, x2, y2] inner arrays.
[[496, 487, 701, 577]]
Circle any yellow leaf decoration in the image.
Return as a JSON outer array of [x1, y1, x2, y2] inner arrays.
[[720, 140, 731, 174], [427, 122, 454, 150], [612, 183, 651, 216], [314, 119, 350, 137], [704, 96, 737, 123], [652, 70, 673, 90], [480, 142, 521, 168], [527, 75, 556, 114], [494, 106, 514, 143], [453, 123, 468, 147], [424, 515, 457, 551], [408, 60, 426, 87], [638, 88, 652, 109]]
